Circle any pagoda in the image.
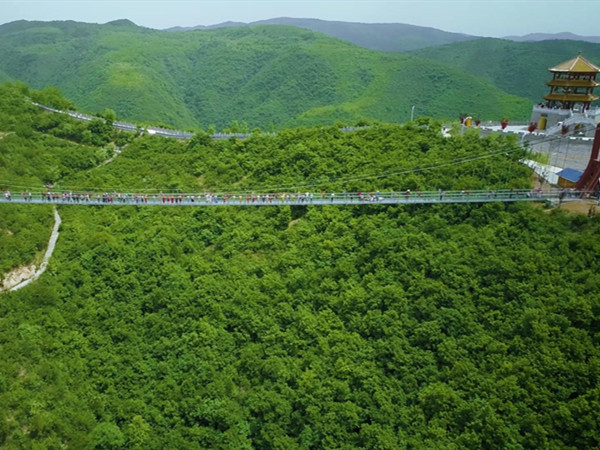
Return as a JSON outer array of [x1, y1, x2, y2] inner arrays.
[[531, 53, 600, 132], [545, 53, 599, 110]]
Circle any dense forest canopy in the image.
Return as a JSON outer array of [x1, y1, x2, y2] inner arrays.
[[0, 83, 599, 448]]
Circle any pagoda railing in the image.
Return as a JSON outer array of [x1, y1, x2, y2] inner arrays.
[[531, 105, 572, 115], [532, 105, 600, 116]]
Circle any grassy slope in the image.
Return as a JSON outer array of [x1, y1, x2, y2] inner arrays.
[[0, 21, 531, 129], [412, 38, 600, 103]]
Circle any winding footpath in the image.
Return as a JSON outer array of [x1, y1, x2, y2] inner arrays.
[[0, 207, 61, 293], [92, 147, 123, 170]]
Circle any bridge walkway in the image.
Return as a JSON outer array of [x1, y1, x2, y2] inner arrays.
[[0, 189, 581, 207]]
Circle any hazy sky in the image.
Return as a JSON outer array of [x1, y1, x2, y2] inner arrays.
[[1, 0, 599, 37]]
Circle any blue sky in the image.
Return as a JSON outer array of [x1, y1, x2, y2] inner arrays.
[[1, 0, 599, 37]]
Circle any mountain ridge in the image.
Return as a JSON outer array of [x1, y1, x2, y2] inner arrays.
[[504, 31, 600, 44], [164, 17, 480, 52]]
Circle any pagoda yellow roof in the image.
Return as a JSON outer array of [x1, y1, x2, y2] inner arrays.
[[549, 54, 600, 73]]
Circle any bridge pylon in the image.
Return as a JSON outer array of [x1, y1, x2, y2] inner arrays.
[[575, 124, 600, 195]]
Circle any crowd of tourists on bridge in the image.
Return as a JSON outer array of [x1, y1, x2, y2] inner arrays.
[[0, 186, 585, 205]]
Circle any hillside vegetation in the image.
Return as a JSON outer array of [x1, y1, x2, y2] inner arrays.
[[0, 82, 134, 278], [0, 83, 599, 448], [412, 38, 600, 103], [0, 20, 530, 130]]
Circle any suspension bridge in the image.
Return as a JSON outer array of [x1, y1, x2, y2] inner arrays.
[[11, 103, 600, 207], [0, 188, 585, 207]]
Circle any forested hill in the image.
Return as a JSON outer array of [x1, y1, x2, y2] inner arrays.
[[167, 17, 480, 52], [1, 83, 600, 448], [0, 20, 530, 130], [411, 38, 600, 103]]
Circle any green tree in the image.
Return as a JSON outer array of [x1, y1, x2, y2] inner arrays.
[[124, 416, 151, 449], [89, 422, 125, 449]]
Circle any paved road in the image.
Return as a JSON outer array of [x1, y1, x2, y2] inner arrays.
[[32, 102, 367, 141], [32, 102, 254, 140]]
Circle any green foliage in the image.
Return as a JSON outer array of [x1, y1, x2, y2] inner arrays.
[[30, 85, 74, 111], [0, 83, 114, 276], [0, 21, 532, 130], [89, 423, 125, 449], [0, 205, 54, 278], [63, 120, 530, 194], [97, 109, 117, 125], [2, 200, 599, 448], [1, 81, 599, 449], [0, 84, 113, 186], [0, 68, 12, 83]]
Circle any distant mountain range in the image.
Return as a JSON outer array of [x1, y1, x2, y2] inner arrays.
[[504, 32, 600, 44], [165, 17, 479, 52], [165, 18, 600, 52]]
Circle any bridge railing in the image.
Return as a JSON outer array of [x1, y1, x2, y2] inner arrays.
[[0, 188, 582, 206]]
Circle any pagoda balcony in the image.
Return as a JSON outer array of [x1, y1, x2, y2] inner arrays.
[[546, 79, 599, 88]]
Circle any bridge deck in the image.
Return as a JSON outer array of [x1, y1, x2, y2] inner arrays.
[[0, 189, 581, 207]]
